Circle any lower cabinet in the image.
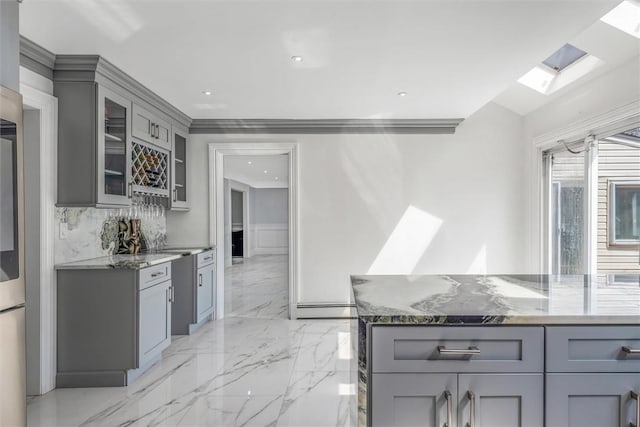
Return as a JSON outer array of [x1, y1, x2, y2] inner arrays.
[[56, 263, 173, 387], [138, 280, 172, 367], [196, 261, 215, 324], [171, 249, 216, 334], [546, 374, 640, 427], [372, 373, 542, 427], [367, 325, 640, 427]]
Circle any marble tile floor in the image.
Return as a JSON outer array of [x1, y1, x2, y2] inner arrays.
[[27, 256, 357, 426], [225, 255, 289, 320]]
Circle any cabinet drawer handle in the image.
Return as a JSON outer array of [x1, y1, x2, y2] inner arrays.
[[151, 271, 164, 278], [155, 124, 160, 139], [623, 346, 640, 355], [631, 391, 639, 427], [466, 390, 476, 427], [203, 256, 213, 261], [444, 390, 452, 427], [437, 346, 480, 356], [198, 273, 203, 287]]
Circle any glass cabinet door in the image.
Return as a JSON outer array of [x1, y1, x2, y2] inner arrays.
[[98, 86, 131, 206], [171, 127, 189, 210]]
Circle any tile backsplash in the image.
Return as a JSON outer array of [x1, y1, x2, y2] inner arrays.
[[55, 207, 166, 265]]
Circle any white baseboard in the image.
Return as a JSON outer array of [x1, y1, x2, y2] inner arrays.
[[252, 247, 288, 255], [296, 303, 357, 319]]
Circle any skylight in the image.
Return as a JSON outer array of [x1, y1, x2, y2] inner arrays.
[[542, 44, 587, 72], [517, 47, 603, 96], [601, 0, 640, 39]]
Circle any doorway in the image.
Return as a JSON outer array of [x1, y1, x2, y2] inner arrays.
[[209, 142, 299, 320]]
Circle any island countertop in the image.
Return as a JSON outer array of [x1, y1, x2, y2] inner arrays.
[[351, 274, 640, 325]]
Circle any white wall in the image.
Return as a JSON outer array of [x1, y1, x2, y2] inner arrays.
[[522, 57, 640, 273], [250, 187, 289, 256], [250, 188, 288, 224], [167, 101, 527, 305]]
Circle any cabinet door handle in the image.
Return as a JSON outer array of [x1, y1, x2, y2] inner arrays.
[[171, 285, 175, 303], [173, 188, 177, 202], [166, 287, 171, 303], [444, 390, 452, 427], [198, 273, 203, 287], [128, 181, 133, 198], [631, 391, 639, 427], [623, 346, 640, 355], [466, 390, 476, 427], [155, 124, 160, 139], [438, 346, 480, 356]]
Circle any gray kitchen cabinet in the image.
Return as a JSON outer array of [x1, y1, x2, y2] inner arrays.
[[196, 260, 216, 323], [138, 279, 172, 367], [132, 103, 171, 150], [545, 326, 640, 427], [53, 55, 192, 207], [56, 262, 174, 387], [56, 82, 133, 207], [170, 249, 216, 334], [372, 373, 542, 427], [372, 373, 456, 427], [458, 374, 543, 427], [546, 374, 640, 427], [370, 326, 544, 427], [170, 125, 189, 210]]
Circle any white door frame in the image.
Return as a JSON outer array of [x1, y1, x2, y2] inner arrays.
[[534, 100, 640, 274], [20, 82, 58, 394], [208, 142, 299, 320]]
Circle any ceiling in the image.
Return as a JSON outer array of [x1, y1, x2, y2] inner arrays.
[[224, 155, 289, 189], [20, 0, 620, 120], [494, 18, 640, 116]]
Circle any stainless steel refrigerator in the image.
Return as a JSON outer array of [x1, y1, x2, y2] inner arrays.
[[0, 85, 26, 426]]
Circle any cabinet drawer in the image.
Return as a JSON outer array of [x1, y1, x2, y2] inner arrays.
[[139, 263, 171, 290], [371, 326, 544, 373], [546, 326, 640, 372], [197, 250, 215, 268]]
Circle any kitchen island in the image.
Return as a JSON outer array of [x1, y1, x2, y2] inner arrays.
[[351, 274, 640, 427]]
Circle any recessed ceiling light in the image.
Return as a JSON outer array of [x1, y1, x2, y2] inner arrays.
[[202, 91, 212, 96], [275, 176, 279, 180], [601, 0, 640, 39], [247, 161, 252, 165], [397, 92, 407, 97], [263, 170, 268, 174], [291, 56, 303, 63]]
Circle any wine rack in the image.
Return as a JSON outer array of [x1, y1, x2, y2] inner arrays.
[[131, 141, 170, 197]]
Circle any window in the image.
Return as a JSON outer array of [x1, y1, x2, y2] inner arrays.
[[609, 181, 640, 245], [542, 43, 587, 72]]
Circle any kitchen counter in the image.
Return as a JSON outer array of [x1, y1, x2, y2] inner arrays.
[[352, 274, 640, 426], [55, 246, 215, 270], [351, 274, 640, 325]]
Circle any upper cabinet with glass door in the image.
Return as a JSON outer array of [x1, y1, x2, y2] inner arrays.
[[99, 86, 132, 206], [170, 126, 190, 210], [54, 56, 192, 208], [56, 81, 132, 208]]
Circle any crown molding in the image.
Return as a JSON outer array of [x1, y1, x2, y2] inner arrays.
[[54, 55, 191, 128], [190, 118, 464, 134], [19, 36, 56, 80]]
